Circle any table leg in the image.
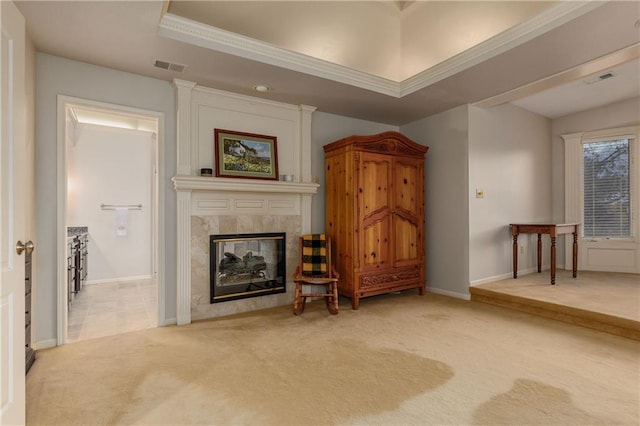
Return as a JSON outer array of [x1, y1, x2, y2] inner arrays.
[[537, 234, 542, 273], [550, 236, 556, 285], [512, 234, 518, 279], [572, 231, 578, 278]]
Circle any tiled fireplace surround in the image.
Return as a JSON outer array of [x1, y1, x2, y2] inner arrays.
[[172, 80, 318, 325]]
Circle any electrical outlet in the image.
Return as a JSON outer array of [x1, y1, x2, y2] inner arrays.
[[520, 245, 524, 254], [475, 188, 484, 198]]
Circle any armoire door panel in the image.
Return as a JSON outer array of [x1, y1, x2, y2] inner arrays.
[[362, 219, 390, 267], [393, 159, 422, 214], [394, 218, 420, 263], [360, 156, 390, 217]]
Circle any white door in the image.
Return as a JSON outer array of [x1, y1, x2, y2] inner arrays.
[[1, 1, 26, 424]]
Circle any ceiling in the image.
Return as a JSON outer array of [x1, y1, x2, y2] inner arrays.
[[15, 1, 640, 125]]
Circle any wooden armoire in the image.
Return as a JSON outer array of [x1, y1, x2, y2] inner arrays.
[[323, 131, 428, 310]]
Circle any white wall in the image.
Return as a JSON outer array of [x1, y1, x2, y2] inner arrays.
[[310, 111, 398, 233], [402, 105, 470, 299], [35, 54, 176, 345], [468, 104, 552, 283], [67, 124, 152, 282], [191, 87, 302, 178]]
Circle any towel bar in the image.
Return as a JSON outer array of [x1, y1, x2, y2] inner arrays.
[[100, 203, 142, 210]]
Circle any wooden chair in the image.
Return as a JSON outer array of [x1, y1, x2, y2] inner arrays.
[[293, 234, 339, 315]]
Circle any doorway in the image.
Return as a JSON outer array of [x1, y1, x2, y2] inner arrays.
[[57, 96, 165, 344]]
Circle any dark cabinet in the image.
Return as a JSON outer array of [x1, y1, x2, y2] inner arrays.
[[67, 229, 89, 305], [67, 238, 74, 306], [25, 249, 35, 373]]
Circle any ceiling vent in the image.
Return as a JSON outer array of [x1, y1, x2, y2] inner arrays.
[[154, 59, 187, 73], [583, 71, 614, 85]]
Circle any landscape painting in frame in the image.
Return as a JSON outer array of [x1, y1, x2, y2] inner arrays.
[[214, 129, 279, 180]]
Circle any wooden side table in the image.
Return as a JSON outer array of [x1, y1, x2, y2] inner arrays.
[[510, 223, 579, 285]]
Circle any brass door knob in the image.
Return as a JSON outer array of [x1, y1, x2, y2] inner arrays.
[[16, 240, 35, 255]]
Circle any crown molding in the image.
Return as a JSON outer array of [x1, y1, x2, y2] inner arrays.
[[399, 1, 606, 96], [158, 1, 605, 99], [158, 13, 401, 97], [474, 43, 640, 109]]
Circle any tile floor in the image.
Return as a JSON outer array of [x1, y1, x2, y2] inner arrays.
[[67, 279, 157, 343]]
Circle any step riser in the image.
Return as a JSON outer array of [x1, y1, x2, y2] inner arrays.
[[470, 288, 640, 341]]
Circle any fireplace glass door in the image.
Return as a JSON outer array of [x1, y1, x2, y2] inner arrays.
[[210, 232, 286, 303]]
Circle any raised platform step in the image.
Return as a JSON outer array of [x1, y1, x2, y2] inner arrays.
[[469, 270, 640, 341]]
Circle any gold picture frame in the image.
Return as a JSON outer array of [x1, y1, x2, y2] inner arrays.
[[214, 129, 279, 180]]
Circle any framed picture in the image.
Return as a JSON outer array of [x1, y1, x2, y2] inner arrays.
[[214, 129, 279, 180]]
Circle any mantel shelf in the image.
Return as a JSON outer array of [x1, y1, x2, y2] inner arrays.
[[172, 175, 320, 194]]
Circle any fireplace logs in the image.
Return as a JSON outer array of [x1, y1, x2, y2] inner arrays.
[[210, 233, 286, 303]]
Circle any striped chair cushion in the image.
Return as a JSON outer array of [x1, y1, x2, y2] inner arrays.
[[302, 234, 328, 276]]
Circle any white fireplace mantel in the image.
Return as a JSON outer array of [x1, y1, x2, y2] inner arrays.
[[172, 175, 319, 194]]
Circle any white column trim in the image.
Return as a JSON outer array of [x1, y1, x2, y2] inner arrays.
[[562, 132, 583, 270], [301, 194, 313, 234], [176, 190, 192, 325], [299, 105, 316, 182], [173, 79, 196, 175]]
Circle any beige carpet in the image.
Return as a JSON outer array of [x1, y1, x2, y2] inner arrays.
[[27, 292, 640, 425]]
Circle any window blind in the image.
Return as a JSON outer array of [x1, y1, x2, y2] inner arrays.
[[582, 139, 631, 238]]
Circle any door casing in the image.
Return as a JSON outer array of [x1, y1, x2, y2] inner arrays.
[[56, 95, 166, 345]]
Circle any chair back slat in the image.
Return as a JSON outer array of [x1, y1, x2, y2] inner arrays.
[[301, 234, 328, 277]]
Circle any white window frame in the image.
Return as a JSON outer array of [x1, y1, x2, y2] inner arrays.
[[563, 126, 639, 272]]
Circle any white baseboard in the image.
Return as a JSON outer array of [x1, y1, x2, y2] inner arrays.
[[86, 275, 152, 285], [469, 265, 551, 287], [162, 317, 177, 326], [33, 339, 57, 350], [426, 287, 471, 300], [469, 271, 514, 286]]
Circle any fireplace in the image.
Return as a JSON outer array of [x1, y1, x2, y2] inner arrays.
[[210, 232, 286, 303]]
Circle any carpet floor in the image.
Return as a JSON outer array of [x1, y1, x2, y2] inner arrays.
[[27, 292, 640, 425]]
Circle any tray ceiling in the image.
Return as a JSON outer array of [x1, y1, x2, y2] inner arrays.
[[15, 1, 640, 124]]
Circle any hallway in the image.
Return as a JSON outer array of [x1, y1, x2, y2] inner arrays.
[[67, 279, 157, 343]]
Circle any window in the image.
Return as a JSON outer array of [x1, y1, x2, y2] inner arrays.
[[564, 126, 639, 273], [582, 139, 630, 238]]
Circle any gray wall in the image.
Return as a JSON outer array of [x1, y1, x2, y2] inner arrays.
[[402, 105, 471, 298], [468, 104, 552, 282], [310, 111, 398, 233], [35, 54, 176, 344]]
